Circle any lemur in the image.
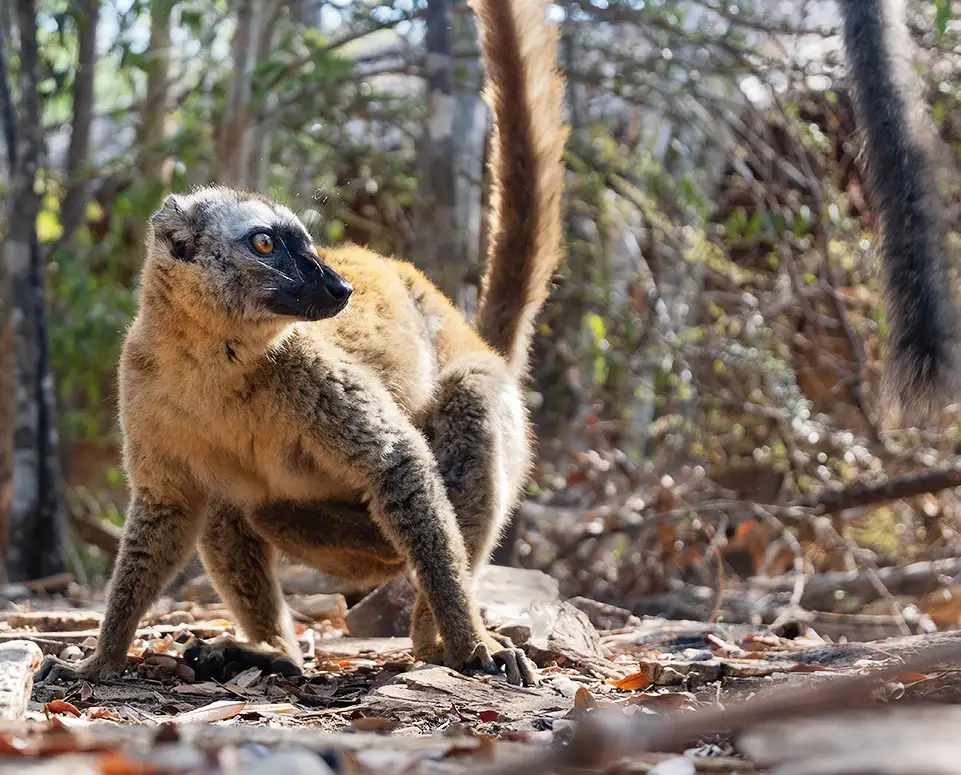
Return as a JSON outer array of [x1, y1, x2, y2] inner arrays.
[[36, 0, 567, 687]]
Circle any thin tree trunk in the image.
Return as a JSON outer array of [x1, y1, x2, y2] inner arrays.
[[3, 0, 67, 581], [420, 0, 461, 302], [58, 0, 99, 246], [131, 0, 173, 264], [215, 0, 255, 187], [245, 0, 283, 191], [452, 1, 486, 318], [0, 11, 17, 584]]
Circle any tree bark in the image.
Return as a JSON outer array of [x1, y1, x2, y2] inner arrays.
[[245, 0, 284, 191], [2, 0, 68, 581], [0, 11, 16, 584], [419, 0, 461, 302], [451, 1, 486, 318], [131, 0, 173, 264], [215, 0, 256, 187], [58, 0, 100, 246]]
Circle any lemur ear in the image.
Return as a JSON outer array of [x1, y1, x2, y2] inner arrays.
[[151, 194, 187, 225], [149, 194, 196, 262]]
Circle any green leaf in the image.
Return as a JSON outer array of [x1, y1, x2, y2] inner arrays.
[[936, 0, 951, 42]]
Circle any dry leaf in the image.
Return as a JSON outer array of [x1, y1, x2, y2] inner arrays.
[[99, 750, 157, 775], [230, 666, 262, 688], [785, 662, 836, 673], [173, 700, 247, 724], [172, 682, 220, 696], [897, 671, 930, 684], [478, 710, 500, 722], [352, 716, 399, 732], [628, 691, 697, 710], [44, 700, 82, 718], [573, 687, 597, 710], [87, 707, 122, 722], [608, 666, 654, 691]]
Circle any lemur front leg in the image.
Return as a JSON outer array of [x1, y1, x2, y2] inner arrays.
[[410, 355, 536, 685], [36, 489, 205, 684]]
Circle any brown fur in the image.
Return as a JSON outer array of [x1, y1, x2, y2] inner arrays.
[[471, 0, 568, 376], [35, 0, 566, 688]]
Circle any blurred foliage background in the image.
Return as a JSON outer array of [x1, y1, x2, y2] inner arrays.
[[5, 0, 961, 634]]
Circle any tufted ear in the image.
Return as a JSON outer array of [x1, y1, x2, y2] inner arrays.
[[149, 194, 196, 262]]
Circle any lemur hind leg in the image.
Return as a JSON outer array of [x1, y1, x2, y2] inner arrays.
[[248, 499, 406, 587], [411, 354, 536, 685], [186, 500, 303, 682]]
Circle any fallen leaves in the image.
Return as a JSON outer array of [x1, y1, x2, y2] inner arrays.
[[608, 666, 654, 691], [44, 700, 82, 718]]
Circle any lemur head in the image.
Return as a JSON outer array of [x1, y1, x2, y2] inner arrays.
[[146, 187, 352, 323]]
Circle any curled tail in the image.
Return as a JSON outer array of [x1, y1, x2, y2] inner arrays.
[[839, 0, 961, 421], [470, 0, 568, 378]]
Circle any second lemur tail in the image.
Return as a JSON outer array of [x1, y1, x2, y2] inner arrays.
[[470, 0, 568, 377], [839, 0, 961, 421]]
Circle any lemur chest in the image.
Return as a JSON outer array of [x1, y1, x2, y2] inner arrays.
[[146, 379, 359, 508]]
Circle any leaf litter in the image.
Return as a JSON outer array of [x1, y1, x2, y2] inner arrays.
[[3, 577, 961, 773]]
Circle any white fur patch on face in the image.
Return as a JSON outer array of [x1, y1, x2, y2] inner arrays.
[[218, 200, 279, 240]]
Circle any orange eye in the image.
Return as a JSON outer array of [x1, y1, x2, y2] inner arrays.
[[251, 233, 274, 255]]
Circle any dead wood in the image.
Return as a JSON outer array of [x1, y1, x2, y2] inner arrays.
[[69, 511, 122, 556], [751, 556, 961, 611]]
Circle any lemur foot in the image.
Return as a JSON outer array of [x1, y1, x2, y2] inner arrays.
[[181, 635, 303, 682], [418, 631, 538, 687], [35, 654, 126, 685]]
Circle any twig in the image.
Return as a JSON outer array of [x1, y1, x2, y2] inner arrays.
[[751, 505, 805, 622]]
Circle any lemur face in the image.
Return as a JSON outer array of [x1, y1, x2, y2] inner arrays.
[[148, 187, 352, 323]]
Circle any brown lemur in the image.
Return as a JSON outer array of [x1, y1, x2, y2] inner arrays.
[[838, 0, 961, 422], [35, 0, 566, 687]]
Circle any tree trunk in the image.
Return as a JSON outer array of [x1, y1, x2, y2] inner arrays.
[[419, 0, 461, 302], [245, 0, 284, 191], [131, 0, 173, 263], [452, 1, 486, 318], [2, 0, 67, 581], [215, 0, 256, 187], [0, 7, 15, 583], [58, 0, 100, 246]]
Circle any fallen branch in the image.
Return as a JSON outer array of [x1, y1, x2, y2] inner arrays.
[[69, 510, 122, 556], [796, 464, 961, 516], [751, 556, 961, 611]]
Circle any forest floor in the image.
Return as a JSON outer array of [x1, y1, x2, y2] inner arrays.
[[0, 566, 960, 774]]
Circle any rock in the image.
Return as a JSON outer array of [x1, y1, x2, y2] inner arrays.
[[344, 578, 415, 638], [58, 645, 83, 662], [0, 640, 43, 720], [568, 597, 642, 631], [367, 666, 567, 721], [499, 601, 631, 680], [289, 593, 348, 623], [476, 566, 560, 627], [344, 566, 562, 638]]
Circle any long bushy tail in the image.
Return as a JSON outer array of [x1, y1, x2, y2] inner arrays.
[[470, 0, 568, 377], [839, 0, 961, 422]]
